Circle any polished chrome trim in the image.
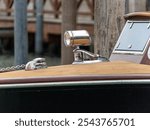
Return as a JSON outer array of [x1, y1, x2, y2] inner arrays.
[[64, 30, 91, 47], [112, 50, 145, 55], [0, 79, 150, 89], [128, 20, 150, 23]]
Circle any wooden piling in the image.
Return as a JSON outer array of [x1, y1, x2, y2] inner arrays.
[[61, 0, 77, 65], [14, 0, 28, 65], [129, 0, 146, 12], [94, 0, 128, 58], [35, 0, 43, 55]]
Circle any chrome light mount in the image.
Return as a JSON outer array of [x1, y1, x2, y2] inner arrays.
[[64, 30, 109, 64]]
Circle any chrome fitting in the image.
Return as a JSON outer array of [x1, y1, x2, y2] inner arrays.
[[64, 30, 109, 64], [25, 58, 47, 71]]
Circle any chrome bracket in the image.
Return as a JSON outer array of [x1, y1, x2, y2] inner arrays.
[[73, 47, 108, 64]]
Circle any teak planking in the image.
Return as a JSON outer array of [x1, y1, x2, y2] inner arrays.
[[0, 61, 150, 78]]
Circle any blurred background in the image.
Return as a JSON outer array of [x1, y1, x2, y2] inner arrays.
[[0, 0, 94, 67], [0, 0, 150, 68]]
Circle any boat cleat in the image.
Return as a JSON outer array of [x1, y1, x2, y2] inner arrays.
[[25, 58, 47, 71]]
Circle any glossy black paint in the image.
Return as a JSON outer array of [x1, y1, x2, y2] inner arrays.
[[0, 84, 150, 113]]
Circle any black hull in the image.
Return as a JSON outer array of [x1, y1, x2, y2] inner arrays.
[[0, 83, 150, 113]]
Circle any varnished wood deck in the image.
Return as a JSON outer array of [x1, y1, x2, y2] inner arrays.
[[0, 61, 150, 84], [0, 61, 150, 77]]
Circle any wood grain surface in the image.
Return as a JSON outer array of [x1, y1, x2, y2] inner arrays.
[[124, 12, 150, 20], [0, 61, 150, 78]]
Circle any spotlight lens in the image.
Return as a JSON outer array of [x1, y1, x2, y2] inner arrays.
[[64, 32, 72, 46], [64, 30, 91, 47]]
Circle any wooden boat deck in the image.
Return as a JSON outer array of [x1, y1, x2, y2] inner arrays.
[[1, 61, 150, 77], [0, 61, 150, 113], [0, 61, 150, 84]]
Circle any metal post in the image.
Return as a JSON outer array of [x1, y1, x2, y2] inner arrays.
[[14, 0, 28, 65], [35, 0, 43, 55]]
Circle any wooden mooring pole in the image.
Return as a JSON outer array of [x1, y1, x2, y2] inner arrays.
[[14, 0, 28, 65], [35, 0, 43, 55], [94, 0, 128, 58], [129, 0, 146, 12], [61, 0, 77, 65]]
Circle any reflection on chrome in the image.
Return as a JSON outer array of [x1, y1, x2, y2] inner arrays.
[[64, 30, 91, 47], [64, 30, 109, 64]]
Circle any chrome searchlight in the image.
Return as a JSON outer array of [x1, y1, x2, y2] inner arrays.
[[64, 30, 91, 47], [64, 30, 109, 64]]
